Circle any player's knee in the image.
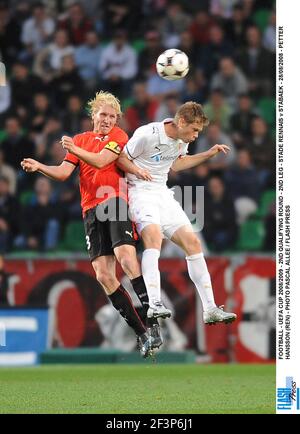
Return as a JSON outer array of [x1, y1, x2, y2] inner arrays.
[[95, 270, 116, 289], [184, 235, 201, 255], [118, 253, 133, 272], [142, 231, 162, 250]]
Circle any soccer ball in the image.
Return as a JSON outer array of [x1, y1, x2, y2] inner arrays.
[[156, 49, 189, 81]]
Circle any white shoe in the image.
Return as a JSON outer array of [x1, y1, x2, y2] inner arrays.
[[147, 301, 171, 319], [203, 305, 237, 325]]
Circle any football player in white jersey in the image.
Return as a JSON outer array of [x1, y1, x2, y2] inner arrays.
[[117, 102, 237, 325]]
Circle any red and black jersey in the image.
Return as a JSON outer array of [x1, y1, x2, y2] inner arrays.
[[64, 126, 128, 214]]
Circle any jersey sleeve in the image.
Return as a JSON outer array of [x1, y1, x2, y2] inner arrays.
[[104, 130, 128, 155], [124, 129, 146, 160], [64, 135, 81, 166]]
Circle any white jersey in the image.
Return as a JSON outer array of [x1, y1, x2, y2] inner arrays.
[[124, 119, 189, 189]]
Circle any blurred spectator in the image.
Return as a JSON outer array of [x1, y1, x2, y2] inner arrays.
[[59, 182, 82, 222], [263, 202, 275, 251], [74, 30, 103, 89], [21, 2, 55, 56], [188, 10, 215, 45], [0, 150, 17, 194], [63, 95, 86, 136], [159, 1, 191, 48], [172, 163, 211, 193], [0, 2, 22, 67], [80, 116, 93, 133], [203, 88, 232, 131], [0, 117, 35, 171], [123, 82, 158, 135], [10, 62, 44, 108], [225, 149, 260, 223], [46, 139, 66, 166], [180, 71, 208, 104], [33, 29, 75, 82], [211, 57, 248, 109], [41, 116, 64, 147], [29, 92, 54, 133], [138, 30, 164, 80], [155, 95, 180, 122], [99, 29, 137, 100], [177, 30, 199, 67], [263, 10, 276, 54], [195, 122, 236, 170], [229, 93, 257, 147], [198, 24, 234, 78], [0, 176, 20, 253], [58, 2, 93, 46], [210, 0, 240, 19], [50, 54, 83, 107], [246, 116, 274, 185], [0, 255, 10, 304], [203, 176, 238, 252], [102, 0, 143, 39], [224, 4, 253, 51], [237, 25, 275, 98], [21, 177, 62, 251], [147, 71, 185, 101]]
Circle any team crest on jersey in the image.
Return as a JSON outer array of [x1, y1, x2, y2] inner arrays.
[[150, 154, 162, 162]]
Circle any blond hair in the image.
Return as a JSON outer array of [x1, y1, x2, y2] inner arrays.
[[174, 101, 209, 127], [87, 91, 122, 118]]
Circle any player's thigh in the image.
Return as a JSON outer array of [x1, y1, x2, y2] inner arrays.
[[128, 189, 161, 235], [161, 193, 193, 242], [83, 206, 113, 261], [109, 198, 139, 249], [170, 225, 203, 256], [141, 224, 163, 250]]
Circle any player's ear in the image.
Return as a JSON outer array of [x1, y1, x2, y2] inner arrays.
[[177, 117, 186, 129]]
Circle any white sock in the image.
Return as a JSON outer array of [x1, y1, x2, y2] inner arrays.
[[186, 252, 216, 311], [141, 248, 161, 307]]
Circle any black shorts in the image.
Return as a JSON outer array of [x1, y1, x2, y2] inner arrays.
[[83, 198, 138, 261]]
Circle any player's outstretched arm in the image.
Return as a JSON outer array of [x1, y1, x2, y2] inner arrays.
[[171, 144, 230, 172], [117, 151, 152, 181], [21, 158, 75, 181], [61, 135, 118, 169]]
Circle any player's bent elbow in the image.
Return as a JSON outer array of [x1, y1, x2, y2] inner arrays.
[[171, 163, 181, 172]]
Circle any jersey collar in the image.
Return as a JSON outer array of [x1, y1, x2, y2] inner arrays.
[[158, 118, 175, 145], [158, 119, 187, 147]]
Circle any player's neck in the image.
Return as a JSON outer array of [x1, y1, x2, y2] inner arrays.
[[164, 122, 179, 140]]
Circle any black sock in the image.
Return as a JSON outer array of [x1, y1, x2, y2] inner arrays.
[[131, 275, 158, 328], [108, 285, 146, 336]]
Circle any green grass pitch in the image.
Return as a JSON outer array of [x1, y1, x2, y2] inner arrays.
[[0, 364, 275, 414]]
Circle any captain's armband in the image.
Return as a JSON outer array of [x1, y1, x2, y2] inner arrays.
[[104, 141, 122, 155]]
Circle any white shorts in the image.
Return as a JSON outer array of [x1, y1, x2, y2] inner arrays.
[[128, 187, 192, 239]]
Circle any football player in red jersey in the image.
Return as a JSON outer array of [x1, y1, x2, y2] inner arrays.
[[21, 91, 160, 358]]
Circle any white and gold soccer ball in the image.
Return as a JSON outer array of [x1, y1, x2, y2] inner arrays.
[[156, 49, 189, 81]]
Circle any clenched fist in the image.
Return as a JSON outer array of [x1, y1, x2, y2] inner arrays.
[[61, 136, 76, 153], [21, 158, 40, 172]]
